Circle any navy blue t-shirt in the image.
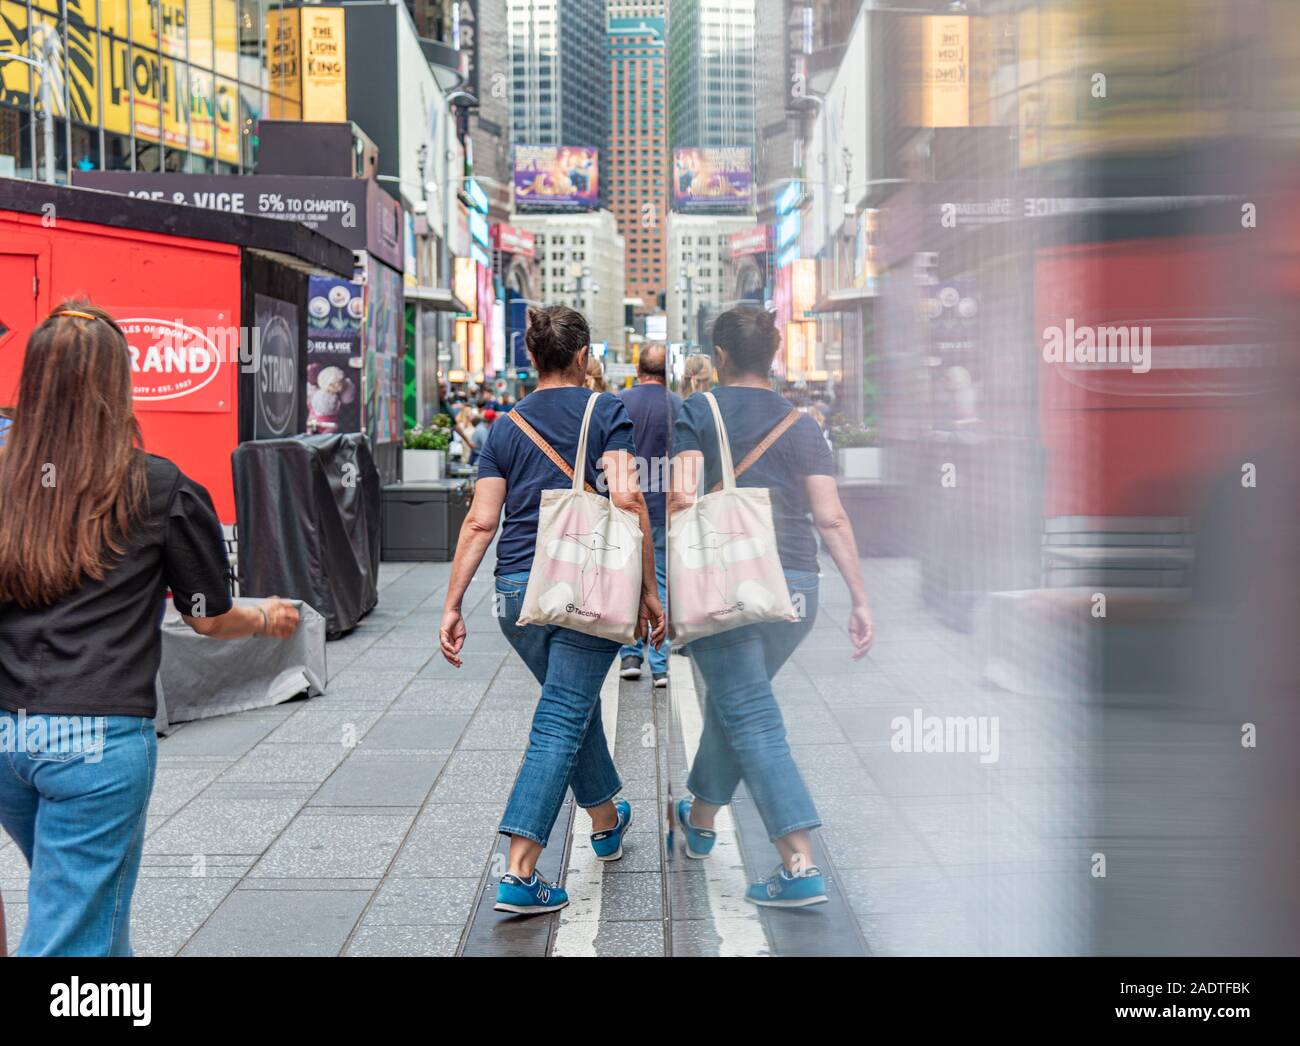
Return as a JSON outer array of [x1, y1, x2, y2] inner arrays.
[[673, 387, 835, 573], [617, 382, 682, 528], [477, 387, 636, 576]]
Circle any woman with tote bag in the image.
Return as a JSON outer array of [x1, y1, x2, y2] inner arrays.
[[439, 305, 665, 915], [668, 306, 874, 908]]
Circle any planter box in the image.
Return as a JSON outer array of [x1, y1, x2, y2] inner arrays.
[[382, 480, 470, 561], [837, 446, 882, 481], [404, 448, 446, 482]]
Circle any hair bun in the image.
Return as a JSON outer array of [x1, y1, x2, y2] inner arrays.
[[527, 307, 552, 332]]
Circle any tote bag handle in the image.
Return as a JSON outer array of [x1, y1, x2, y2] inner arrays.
[[701, 391, 738, 492], [570, 390, 604, 493]]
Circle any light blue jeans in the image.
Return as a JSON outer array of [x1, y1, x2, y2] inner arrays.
[[686, 570, 822, 841], [619, 523, 669, 674], [0, 712, 156, 956], [495, 572, 622, 846]]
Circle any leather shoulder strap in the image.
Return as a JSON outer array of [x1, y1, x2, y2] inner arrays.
[[709, 408, 801, 493], [504, 409, 598, 494]]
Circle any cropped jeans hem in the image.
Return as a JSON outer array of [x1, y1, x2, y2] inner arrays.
[[498, 825, 546, 846], [575, 782, 621, 810], [768, 817, 822, 844]]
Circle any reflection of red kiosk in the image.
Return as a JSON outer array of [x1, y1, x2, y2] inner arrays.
[[0, 180, 354, 522]]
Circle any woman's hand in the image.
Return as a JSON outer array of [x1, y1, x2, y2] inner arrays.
[[440, 606, 467, 667], [848, 603, 874, 660], [640, 590, 667, 650], [259, 597, 300, 639]]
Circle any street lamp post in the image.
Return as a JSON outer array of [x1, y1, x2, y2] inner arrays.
[[679, 251, 698, 350], [1, 28, 60, 184]]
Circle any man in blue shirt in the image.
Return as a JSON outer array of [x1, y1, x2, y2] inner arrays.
[[616, 345, 682, 686]]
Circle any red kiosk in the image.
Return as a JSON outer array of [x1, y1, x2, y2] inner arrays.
[[0, 179, 354, 522]]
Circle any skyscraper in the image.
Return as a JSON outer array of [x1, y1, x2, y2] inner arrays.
[[667, 0, 757, 151], [507, 0, 610, 159], [608, 4, 669, 315]]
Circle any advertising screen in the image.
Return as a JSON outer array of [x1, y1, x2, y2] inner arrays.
[[672, 148, 753, 212], [514, 145, 600, 209]]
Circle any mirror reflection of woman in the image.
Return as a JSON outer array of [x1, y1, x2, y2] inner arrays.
[[668, 306, 874, 907]]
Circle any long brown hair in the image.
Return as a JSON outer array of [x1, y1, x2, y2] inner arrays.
[[0, 301, 147, 608]]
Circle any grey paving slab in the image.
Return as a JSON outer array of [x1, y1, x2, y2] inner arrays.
[[455, 709, 536, 750], [361, 712, 471, 750], [180, 887, 372, 956], [590, 920, 664, 957], [155, 716, 281, 759], [390, 680, 492, 712], [131, 876, 240, 956], [348, 646, 436, 671], [416, 654, 508, 681], [390, 819, 498, 878], [344, 923, 463, 956], [220, 743, 350, 784], [145, 795, 305, 856], [249, 812, 414, 879], [310, 749, 450, 807], [360, 877, 481, 925], [267, 708, 384, 744], [426, 749, 523, 800], [3, 900, 26, 953]]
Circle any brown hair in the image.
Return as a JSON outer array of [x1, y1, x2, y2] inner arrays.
[[712, 305, 781, 377], [0, 301, 148, 608], [526, 304, 590, 375]]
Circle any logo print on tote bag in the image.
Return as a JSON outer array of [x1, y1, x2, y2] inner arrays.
[[685, 520, 747, 616]]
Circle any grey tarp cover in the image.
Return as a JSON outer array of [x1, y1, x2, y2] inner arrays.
[[232, 433, 381, 638], [155, 597, 327, 734]]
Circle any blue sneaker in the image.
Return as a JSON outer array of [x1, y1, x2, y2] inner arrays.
[[676, 797, 717, 859], [745, 865, 829, 908], [494, 872, 569, 915], [591, 798, 633, 861]]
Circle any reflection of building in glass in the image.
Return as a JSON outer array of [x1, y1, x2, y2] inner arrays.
[[511, 209, 626, 352], [667, 0, 755, 152], [506, 0, 608, 193]]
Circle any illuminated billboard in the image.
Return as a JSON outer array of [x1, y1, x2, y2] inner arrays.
[[672, 148, 753, 212], [513, 145, 600, 209]]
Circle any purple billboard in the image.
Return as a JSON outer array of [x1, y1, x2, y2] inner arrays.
[[672, 148, 753, 212], [514, 145, 601, 209]]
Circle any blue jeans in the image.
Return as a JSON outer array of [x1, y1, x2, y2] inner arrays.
[[495, 572, 622, 846], [686, 570, 821, 841], [0, 713, 157, 956], [619, 523, 669, 673]]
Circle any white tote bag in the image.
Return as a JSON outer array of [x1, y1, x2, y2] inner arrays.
[[512, 392, 644, 645], [667, 392, 800, 643]]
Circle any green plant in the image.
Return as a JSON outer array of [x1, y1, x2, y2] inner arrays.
[[827, 413, 876, 449], [430, 412, 452, 430], [404, 425, 451, 451]]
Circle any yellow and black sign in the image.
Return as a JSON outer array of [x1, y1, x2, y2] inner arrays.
[[0, 0, 241, 165], [266, 5, 347, 123]]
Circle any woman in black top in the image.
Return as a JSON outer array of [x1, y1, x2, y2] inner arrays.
[[0, 303, 299, 956]]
